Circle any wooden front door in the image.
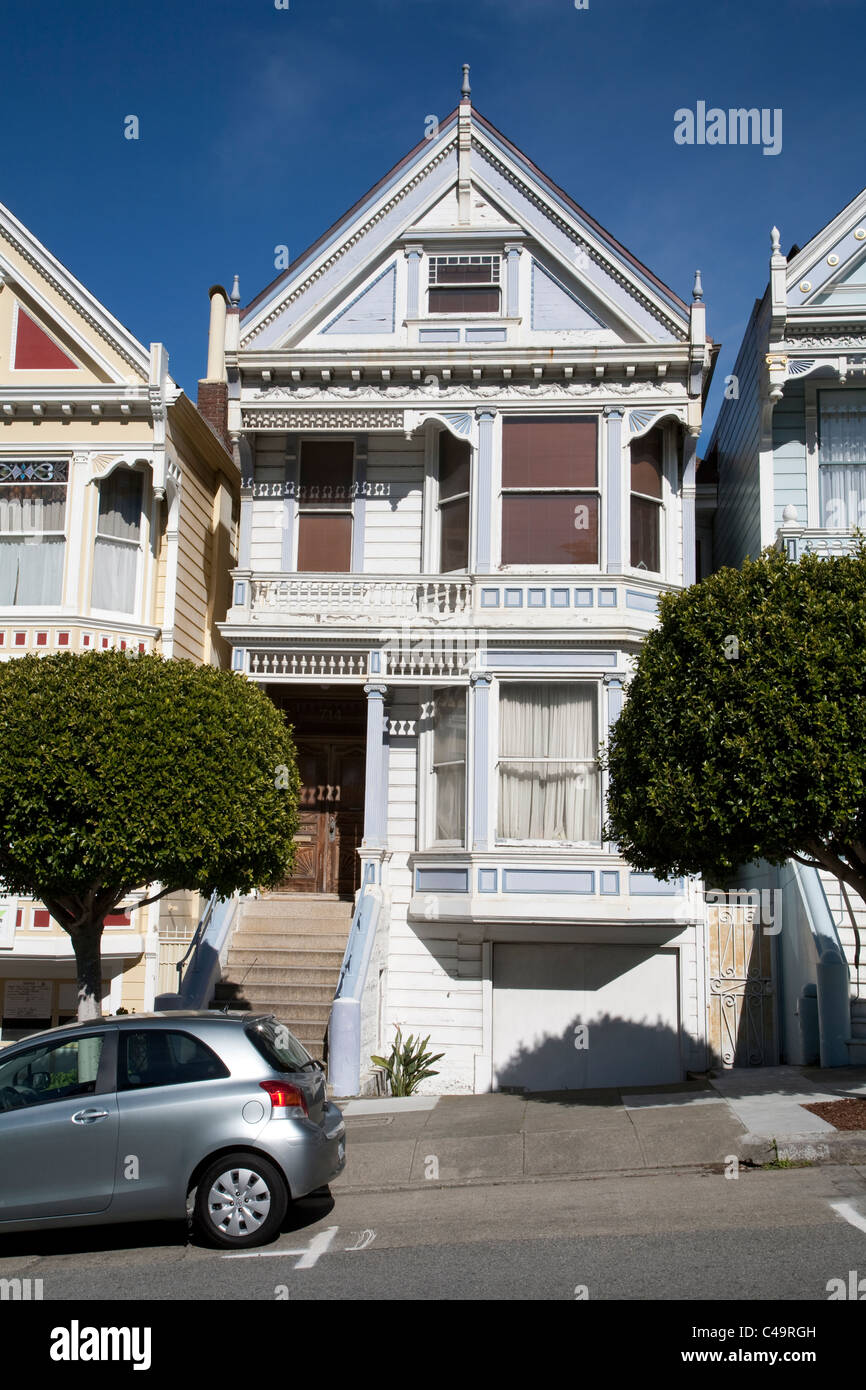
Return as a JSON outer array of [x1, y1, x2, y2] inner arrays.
[[285, 738, 365, 895]]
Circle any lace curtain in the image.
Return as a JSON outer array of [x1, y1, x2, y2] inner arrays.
[[498, 683, 599, 842], [819, 389, 866, 528], [91, 470, 143, 613], [0, 483, 66, 605]]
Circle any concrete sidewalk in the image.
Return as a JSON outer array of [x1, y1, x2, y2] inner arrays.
[[332, 1066, 866, 1192]]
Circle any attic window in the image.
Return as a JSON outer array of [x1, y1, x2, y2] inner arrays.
[[428, 255, 500, 314]]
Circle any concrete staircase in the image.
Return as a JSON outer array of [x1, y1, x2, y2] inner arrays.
[[209, 895, 354, 1059]]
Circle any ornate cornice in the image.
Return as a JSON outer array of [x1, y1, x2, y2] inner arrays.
[[241, 143, 456, 346], [246, 379, 679, 406], [242, 407, 405, 431]]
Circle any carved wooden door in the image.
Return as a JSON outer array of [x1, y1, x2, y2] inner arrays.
[[281, 739, 365, 895]]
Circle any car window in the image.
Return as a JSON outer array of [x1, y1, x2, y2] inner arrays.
[[118, 1030, 230, 1091], [245, 1018, 312, 1073], [0, 1035, 104, 1112]]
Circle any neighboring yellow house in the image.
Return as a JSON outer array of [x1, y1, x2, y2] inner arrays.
[[0, 200, 240, 1040]]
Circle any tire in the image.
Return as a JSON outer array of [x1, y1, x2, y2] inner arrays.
[[193, 1152, 289, 1249]]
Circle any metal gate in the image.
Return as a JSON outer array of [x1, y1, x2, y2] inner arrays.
[[707, 903, 777, 1067]]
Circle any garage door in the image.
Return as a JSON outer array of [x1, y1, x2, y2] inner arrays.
[[492, 943, 681, 1091]]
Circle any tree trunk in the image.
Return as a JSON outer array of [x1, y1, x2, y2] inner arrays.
[[68, 921, 105, 1021]]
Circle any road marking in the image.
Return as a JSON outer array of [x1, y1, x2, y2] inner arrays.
[[830, 1200, 866, 1235], [344, 1229, 376, 1251], [222, 1226, 339, 1266]]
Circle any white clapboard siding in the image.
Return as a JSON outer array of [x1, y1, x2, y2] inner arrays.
[[250, 455, 286, 571], [819, 870, 866, 990], [363, 437, 424, 573]]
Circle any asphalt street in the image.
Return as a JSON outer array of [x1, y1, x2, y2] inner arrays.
[[3, 1163, 866, 1302]]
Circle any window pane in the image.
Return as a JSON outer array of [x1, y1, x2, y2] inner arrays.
[[440, 499, 469, 572], [0, 483, 67, 533], [439, 432, 470, 500], [433, 688, 466, 843], [630, 428, 663, 499], [246, 1018, 312, 1072], [297, 513, 352, 571], [299, 441, 354, 507], [502, 493, 598, 564], [819, 466, 866, 528], [119, 1030, 229, 1090], [97, 470, 143, 541], [432, 264, 495, 284], [497, 684, 599, 842], [0, 537, 65, 605], [818, 389, 866, 464], [630, 496, 660, 572], [428, 288, 500, 313], [92, 536, 138, 611], [0, 1035, 104, 1110], [502, 418, 597, 489]]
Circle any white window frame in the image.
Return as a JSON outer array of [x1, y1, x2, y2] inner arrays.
[[0, 457, 69, 610], [425, 252, 503, 318]]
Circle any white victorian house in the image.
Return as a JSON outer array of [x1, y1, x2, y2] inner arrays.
[[206, 73, 718, 1093]]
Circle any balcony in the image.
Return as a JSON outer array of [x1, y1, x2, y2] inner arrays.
[[776, 527, 863, 562], [227, 572, 669, 633]]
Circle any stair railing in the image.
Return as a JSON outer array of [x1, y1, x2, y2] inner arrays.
[[176, 890, 218, 991]]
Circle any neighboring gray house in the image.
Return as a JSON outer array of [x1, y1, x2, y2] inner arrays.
[[705, 186, 866, 1068]]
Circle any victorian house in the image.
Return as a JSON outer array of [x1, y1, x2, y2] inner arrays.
[[706, 186, 866, 1069], [0, 200, 238, 1039], [208, 73, 718, 1094]]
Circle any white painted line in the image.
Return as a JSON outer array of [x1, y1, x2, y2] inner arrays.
[[222, 1226, 339, 1266], [831, 1200, 866, 1236]]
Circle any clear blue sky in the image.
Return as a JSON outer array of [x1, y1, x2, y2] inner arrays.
[[3, 0, 864, 443]]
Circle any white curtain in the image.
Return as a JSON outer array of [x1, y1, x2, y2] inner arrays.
[[433, 688, 466, 842], [498, 684, 599, 841], [819, 389, 866, 528], [0, 484, 66, 605], [91, 471, 142, 613]]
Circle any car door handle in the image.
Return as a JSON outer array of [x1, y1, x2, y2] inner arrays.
[[71, 1108, 110, 1124]]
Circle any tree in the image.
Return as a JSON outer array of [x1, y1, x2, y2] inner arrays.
[[604, 543, 866, 903], [0, 651, 300, 1019]]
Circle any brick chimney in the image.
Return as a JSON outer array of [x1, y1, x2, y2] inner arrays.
[[197, 285, 230, 447]]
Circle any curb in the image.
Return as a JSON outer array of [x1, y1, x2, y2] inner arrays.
[[737, 1129, 866, 1165]]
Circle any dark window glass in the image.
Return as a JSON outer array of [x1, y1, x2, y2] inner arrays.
[[502, 418, 597, 489], [439, 432, 470, 571], [439, 432, 470, 501], [630, 429, 663, 500], [630, 496, 660, 572], [428, 287, 500, 314], [502, 494, 599, 565], [297, 513, 352, 572], [245, 1018, 313, 1073], [297, 440, 354, 572], [118, 1030, 229, 1090]]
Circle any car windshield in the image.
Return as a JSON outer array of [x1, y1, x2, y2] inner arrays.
[[245, 1018, 313, 1074]]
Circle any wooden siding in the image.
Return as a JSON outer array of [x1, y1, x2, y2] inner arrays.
[[363, 436, 424, 573], [772, 381, 808, 529]]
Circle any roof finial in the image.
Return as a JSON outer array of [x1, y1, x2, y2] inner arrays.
[[770, 226, 782, 255], [461, 63, 471, 102], [230, 274, 240, 306], [692, 269, 703, 302]]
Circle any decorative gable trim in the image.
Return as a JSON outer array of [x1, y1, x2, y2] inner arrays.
[[321, 262, 397, 335]]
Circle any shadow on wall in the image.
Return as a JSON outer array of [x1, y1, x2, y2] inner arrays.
[[495, 1011, 684, 1093]]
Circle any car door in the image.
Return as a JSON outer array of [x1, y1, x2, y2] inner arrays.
[[0, 1028, 119, 1221]]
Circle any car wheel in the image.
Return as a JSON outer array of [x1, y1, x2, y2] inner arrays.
[[193, 1153, 289, 1249]]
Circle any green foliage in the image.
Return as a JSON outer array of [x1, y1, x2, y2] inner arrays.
[[604, 544, 866, 890], [0, 650, 301, 912], [371, 1026, 445, 1096]]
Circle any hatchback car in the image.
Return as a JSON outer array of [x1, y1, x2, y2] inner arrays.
[[0, 1011, 346, 1248]]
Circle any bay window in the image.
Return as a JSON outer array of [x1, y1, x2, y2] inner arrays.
[[432, 687, 466, 843], [297, 440, 354, 572], [498, 683, 599, 842], [0, 460, 67, 606], [818, 389, 866, 529], [501, 417, 599, 565], [91, 468, 144, 613], [630, 426, 663, 571]]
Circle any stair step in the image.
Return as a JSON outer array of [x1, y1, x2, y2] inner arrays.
[[225, 958, 340, 984], [230, 933, 348, 952], [223, 981, 335, 1003], [241, 899, 354, 921], [233, 920, 351, 937], [230, 999, 333, 1022]]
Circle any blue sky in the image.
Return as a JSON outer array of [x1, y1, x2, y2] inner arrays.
[[3, 0, 864, 443]]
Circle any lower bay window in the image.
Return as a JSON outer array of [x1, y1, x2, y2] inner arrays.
[[0, 460, 67, 606], [91, 468, 144, 614], [432, 687, 466, 844], [497, 682, 600, 843]]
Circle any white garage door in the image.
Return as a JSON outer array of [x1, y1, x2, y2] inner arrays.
[[493, 943, 681, 1091]]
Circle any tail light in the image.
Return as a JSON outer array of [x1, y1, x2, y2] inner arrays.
[[260, 1080, 308, 1116]]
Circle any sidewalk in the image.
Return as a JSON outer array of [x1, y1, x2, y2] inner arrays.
[[331, 1066, 866, 1192]]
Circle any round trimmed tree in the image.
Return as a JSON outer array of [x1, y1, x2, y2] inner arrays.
[[0, 651, 300, 1019], [605, 544, 866, 902]]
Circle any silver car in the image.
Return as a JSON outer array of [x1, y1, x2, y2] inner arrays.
[[0, 1011, 346, 1249]]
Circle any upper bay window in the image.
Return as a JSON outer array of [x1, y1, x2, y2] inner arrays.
[[630, 427, 663, 572], [0, 459, 67, 606], [818, 388, 866, 529], [428, 255, 501, 315], [297, 440, 354, 572], [501, 417, 599, 565], [497, 682, 600, 844], [438, 431, 470, 572], [91, 468, 144, 614]]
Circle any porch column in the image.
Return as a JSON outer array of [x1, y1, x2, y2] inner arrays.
[[474, 409, 496, 574], [604, 407, 624, 574], [362, 683, 388, 848], [681, 426, 699, 586], [470, 671, 492, 850]]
